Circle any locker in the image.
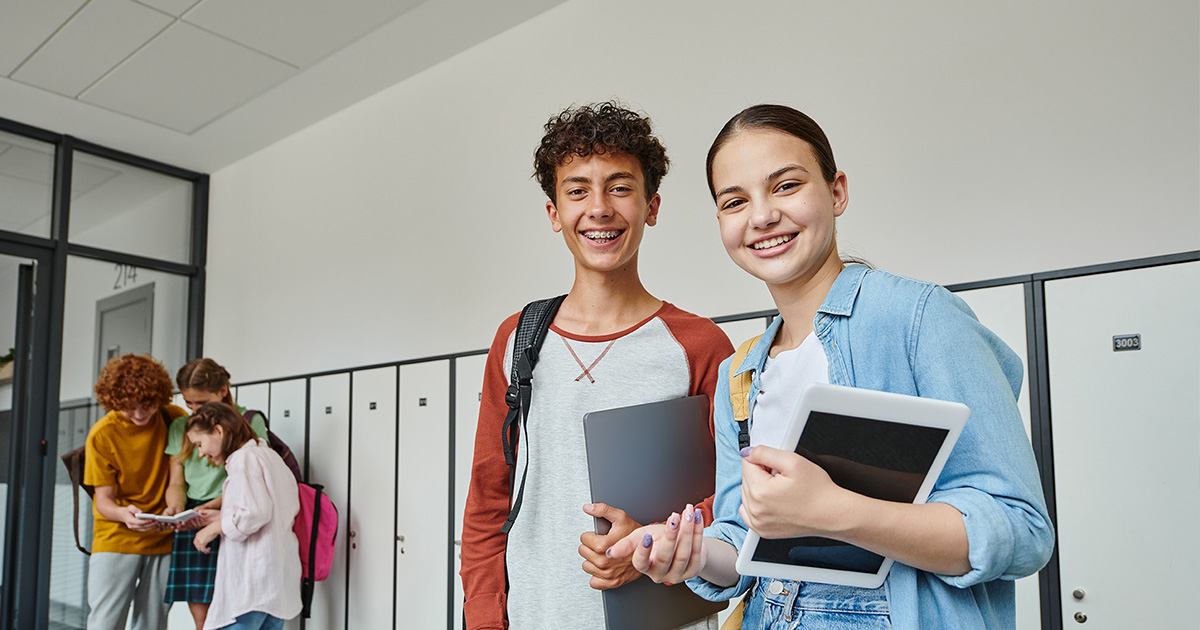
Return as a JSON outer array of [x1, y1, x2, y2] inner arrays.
[[306, 374, 350, 630], [1046, 262, 1199, 628], [452, 354, 487, 630], [234, 384, 270, 417], [347, 367, 398, 628], [268, 379, 308, 479], [953, 284, 1040, 630], [395, 361, 451, 628]]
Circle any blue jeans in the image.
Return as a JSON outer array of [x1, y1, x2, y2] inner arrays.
[[217, 611, 284, 630], [741, 579, 891, 630]]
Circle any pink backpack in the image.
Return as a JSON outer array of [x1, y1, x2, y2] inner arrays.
[[294, 482, 338, 617]]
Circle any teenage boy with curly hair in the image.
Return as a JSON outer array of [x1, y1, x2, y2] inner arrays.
[[86, 353, 189, 630], [460, 102, 733, 630]]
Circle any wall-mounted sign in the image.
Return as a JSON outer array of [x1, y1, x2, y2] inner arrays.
[[1113, 334, 1141, 352]]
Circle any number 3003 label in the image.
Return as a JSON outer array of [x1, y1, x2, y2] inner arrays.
[[1113, 334, 1141, 352]]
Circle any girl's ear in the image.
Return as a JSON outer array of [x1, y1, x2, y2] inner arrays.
[[218, 384, 229, 399], [830, 171, 849, 217]]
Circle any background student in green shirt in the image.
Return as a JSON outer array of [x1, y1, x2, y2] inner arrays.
[[164, 358, 268, 630]]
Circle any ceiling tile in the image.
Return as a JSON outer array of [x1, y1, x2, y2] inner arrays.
[[12, 0, 174, 97], [137, 0, 201, 17], [0, 0, 88, 76], [185, 0, 424, 67], [0, 143, 54, 184], [79, 21, 296, 133]]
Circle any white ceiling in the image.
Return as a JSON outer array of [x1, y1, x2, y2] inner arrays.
[[0, 0, 566, 172]]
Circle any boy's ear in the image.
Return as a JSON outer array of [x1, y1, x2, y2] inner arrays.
[[546, 200, 564, 233], [645, 193, 661, 227]]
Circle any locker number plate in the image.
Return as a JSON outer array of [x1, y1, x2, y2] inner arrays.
[[1113, 334, 1141, 352]]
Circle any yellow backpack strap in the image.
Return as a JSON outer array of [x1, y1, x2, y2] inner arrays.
[[728, 335, 761, 450]]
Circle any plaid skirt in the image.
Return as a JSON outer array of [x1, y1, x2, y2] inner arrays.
[[163, 500, 219, 603]]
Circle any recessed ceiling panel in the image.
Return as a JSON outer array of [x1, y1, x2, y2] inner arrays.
[[0, 132, 55, 237], [11, 0, 173, 97], [0, 0, 88, 76], [79, 21, 296, 133], [139, 0, 202, 17], [185, 0, 425, 67]]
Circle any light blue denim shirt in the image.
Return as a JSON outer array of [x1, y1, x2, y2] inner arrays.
[[688, 265, 1054, 628]]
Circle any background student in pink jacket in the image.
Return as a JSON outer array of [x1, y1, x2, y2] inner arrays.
[[186, 402, 301, 630]]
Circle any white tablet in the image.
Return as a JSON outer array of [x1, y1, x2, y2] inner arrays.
[[735, 382, 969, 588]]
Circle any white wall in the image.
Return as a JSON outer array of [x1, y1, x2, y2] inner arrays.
[[205, 0, 1199, 382]]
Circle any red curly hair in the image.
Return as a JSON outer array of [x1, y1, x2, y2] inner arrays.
[[94, 354, 174, 412]]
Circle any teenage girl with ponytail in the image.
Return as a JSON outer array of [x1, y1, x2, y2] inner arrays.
[[163, 359, 268, 630], [608, 105, 1054, 628]]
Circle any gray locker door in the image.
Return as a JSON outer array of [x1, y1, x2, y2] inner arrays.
[[953, 284, 1040, 630], [347, 367, 397, 628], [234, 384, 270, 419], [395, 361, 450, 629], [307, 374, 350, 630], [1046, 261, 1199, 628], [269, 379, 309, 480], [453, 354, 487, 630]]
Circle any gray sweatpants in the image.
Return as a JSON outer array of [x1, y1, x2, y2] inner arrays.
[[86, 552, 170, 630]]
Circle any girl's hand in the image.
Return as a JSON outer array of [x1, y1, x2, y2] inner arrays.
[[121, 506, 158, 532], [193, 521, 222, 554], [605, 504, 706, 585], [739, 445, 851, 539], [170, 510, 207, 531]]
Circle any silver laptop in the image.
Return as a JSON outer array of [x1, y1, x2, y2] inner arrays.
[[583, 395, 729, 630]]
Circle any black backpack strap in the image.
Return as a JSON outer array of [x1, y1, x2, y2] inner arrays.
[[500, 295, 566, 534], [301, 483, 324, 619], [160, 406, 173, 427]]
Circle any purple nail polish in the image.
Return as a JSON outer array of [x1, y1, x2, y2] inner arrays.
[[605, 548, 613, 558], [668, 518, 678, 530], [641, 533, 653, 548], [684, 510, 694, 524], [695, 508, 703, 524], [740, 446, 752, 457]]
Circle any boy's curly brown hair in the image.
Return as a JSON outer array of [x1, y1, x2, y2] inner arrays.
[[94, 354, 174, 412], [533, 101, 670, 203]]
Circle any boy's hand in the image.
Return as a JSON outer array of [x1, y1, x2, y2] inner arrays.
[[580, 503, 643, 590], [121, 506, 158, 532]]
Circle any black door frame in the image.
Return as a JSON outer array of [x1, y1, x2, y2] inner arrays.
[[0, 115, 208, 630]]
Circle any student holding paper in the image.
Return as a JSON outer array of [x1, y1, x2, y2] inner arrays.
[[84, 354, 188, 630], [609, 105, 1054, 628], [164, 358, 269, 630]]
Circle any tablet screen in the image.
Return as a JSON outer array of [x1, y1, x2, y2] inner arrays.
[[749, 410, 949, 573]]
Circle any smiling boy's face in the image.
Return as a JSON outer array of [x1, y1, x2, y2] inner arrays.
[[546, 152, 660, 278]]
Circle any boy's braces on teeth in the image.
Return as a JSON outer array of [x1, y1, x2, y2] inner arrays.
[[585, 230, 621, 242], [752, 234, 794, 250]]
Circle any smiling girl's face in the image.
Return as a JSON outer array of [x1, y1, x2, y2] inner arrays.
[[711, 128, 848, 292], [187, 425, 226, 466]]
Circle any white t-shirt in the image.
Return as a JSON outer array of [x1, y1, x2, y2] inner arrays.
[[749, 332, 829, 449]]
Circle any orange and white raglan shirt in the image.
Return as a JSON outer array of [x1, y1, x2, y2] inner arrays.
[[460, 302, 733, 630]]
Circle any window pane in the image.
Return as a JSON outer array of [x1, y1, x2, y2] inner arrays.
[[0, 131, 55, 239], [48, 256, 190, 628], [68, 152, 192, 264]]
